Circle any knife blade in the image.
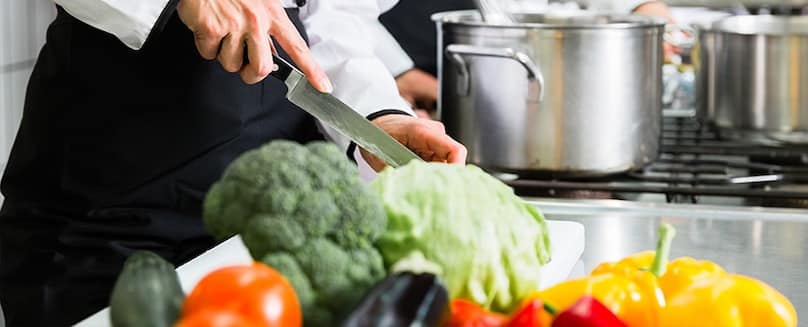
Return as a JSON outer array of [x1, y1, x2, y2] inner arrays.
[[269, 55, 421, 168]]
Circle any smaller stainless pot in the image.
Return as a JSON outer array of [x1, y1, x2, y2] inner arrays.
[[710, 15, 808, 143]]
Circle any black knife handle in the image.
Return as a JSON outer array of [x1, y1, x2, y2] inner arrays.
[[270, 55, 296, 81]]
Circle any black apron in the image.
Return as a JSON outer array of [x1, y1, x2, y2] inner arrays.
[[0, 6, 322, 326], [379, 0, 475, 76]]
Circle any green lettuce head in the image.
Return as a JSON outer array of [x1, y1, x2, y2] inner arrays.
[[371, 162, 551, 312]]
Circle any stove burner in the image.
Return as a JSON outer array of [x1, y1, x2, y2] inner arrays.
[[499, 118, 808, 208]]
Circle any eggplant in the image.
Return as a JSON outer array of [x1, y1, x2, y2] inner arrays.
[[342, 272, 450, 327]]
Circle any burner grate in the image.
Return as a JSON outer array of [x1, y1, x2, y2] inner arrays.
[[504, 118, 808, 206]]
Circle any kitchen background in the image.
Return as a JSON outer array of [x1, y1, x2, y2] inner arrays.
[[0, 0, 804, 202], [0, 0, 54, 203]]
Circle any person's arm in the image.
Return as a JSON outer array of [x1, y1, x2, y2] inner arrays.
[[300, 0, 465, 172], [372, 24, 438, 115], [56, 0, 331, 88], [371, 22, 415, 78], [632, 1, 675, 22], [53, 0, 174, 50], [579, 0, 671, 18]]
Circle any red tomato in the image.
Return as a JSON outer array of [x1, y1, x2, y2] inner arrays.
[[175, 307, 262, 327], [448, 299, 508, 327], [182, 262, 301, 327]]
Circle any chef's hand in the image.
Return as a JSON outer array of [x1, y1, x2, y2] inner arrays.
[[177, 0, 332, 91], [361, 114, 467, 172], [396, 69, 438, 111]]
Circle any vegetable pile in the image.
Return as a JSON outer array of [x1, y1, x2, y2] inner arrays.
[[449, 224, 798, 327], [537, 224, 798, 327], [109, 254, 301, 327], [202, 141, 388, 325], [106, 139, 799, 327], [371, 161, 552, 313]]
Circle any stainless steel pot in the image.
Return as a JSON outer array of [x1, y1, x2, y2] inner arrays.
[[693, 24, 718, 124], [434, 11, 665, 175], [710, 15, 808, 143]]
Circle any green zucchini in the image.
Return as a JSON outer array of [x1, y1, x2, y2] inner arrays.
[[109, 251, 184, 327]]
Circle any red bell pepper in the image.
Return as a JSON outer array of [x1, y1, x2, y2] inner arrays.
[[551, 296, 628, 327], [506, 299, 552, 327], [448, 299, 508, 327]]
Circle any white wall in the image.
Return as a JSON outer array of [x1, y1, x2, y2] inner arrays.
[[0, 0, 56, 202]]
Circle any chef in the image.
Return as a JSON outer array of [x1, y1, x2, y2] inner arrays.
[[379, 0, 677, 118], [0, 0, 466, 325]]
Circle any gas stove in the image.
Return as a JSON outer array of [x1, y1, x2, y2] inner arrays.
[[499, 117, 808, 208]]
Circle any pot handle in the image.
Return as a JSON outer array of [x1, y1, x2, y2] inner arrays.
[[445, 44, 544, 101]]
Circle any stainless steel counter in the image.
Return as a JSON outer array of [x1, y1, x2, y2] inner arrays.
[[529, 198, 808, 326], [668, 0, 808, 8]]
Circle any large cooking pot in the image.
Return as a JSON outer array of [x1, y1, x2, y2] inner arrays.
[[434, 11, 665, 176], [693, 23, 718, 124], [710, 15, 808, 143]]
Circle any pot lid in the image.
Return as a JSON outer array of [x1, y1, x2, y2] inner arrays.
[[432, 10, 666, 30], [713, 15, 808, 36]]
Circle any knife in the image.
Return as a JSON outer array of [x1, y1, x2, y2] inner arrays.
[[269, 55, 421, 168]]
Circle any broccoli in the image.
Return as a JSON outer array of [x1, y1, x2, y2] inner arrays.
[[203, 140, 388, 326]]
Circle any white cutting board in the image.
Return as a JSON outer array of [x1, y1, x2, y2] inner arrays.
[[76, 220, 584, 327]]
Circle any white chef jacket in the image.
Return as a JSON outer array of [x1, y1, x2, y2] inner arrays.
[[52, 0, 415, 178]]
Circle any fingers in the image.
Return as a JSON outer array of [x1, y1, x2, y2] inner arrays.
[[423, 132, 466, 164], [218, 33, 243, 73], [179, 0, 319, 86], [194, 31, 222, 60], [270, 11, 332, 93], [406, 120, 466, 165], [371, 114, 467, 166], [240, 33, 273, 84], [359, 148, 388, 172], [446, 139, 468, 165]]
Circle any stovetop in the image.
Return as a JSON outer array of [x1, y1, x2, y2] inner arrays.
[[501, 117, 808, 208]]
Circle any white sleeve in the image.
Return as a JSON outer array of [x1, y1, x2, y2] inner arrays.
[[54, 0, 170, 50], [370, 0, 414, 77], [372, 24, 415, 77], [299, 0, 414, 153]]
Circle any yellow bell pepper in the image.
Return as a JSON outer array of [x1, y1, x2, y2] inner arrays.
[[537, 225, 675, 327], [537, 271, 661, 327], [588, 250, 797, 327], [534, 224, 798, 327], [659, 257, 797, 327]]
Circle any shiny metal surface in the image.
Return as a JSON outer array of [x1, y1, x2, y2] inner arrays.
[[434, 11, 664, 175], [272, 56, 421, 168], [529, 198, 808, 325], [693, 24, 717, 124], [667, 0, 808, 7], [711, 16, 808, 144]]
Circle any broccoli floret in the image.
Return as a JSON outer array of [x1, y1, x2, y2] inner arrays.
[[203, 140, 389, 326], [260, 252, 315, 306], [331, 186, 387, 248], [241, 215, 306, 256], [294, 239, 353, 307], [295, 191, 340, 237]]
